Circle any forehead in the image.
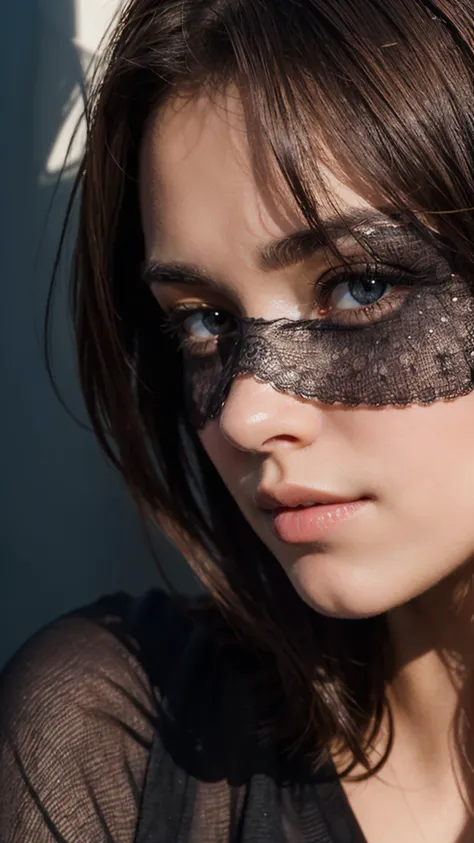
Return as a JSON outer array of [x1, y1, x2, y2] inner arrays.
[[139, 89, 374, 264]]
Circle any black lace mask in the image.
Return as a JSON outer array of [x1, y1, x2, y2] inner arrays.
[[162, 227, 474, 429], [181, 278, 474, 429]]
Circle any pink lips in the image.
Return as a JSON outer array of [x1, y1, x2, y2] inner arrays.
[[272, 499, 369, 543], [255, 485, 372, 544]]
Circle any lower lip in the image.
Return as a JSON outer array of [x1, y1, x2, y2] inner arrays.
[[272, 499, 370, 543]]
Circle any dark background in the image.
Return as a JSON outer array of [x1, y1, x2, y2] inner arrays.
[[0, 1, 196, 670]]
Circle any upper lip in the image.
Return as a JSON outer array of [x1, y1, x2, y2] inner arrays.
[[255, 485, 366, 511]]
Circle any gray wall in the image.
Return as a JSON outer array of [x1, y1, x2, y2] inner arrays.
[[0, 1, 196, 669]]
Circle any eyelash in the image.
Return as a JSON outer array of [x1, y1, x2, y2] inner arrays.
[[159, 301, 222, 354], [159, 262, 423, 350], [315, 262, 413, 323]]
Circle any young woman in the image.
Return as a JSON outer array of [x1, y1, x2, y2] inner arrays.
[[2, 0, 474, 840]]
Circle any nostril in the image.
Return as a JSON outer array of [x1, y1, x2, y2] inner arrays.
[[263, 434, 299, 447]]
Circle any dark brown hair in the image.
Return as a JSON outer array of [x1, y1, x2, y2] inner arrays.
[[50, 0, 474, 776]]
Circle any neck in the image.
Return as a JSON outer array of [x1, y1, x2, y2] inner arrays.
[[384, 562, 474, 794]]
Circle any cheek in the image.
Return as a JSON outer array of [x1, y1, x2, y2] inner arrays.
[[286, 397, 474, 619], [355, 395, 474, 495], [199, 395, 474, 510], [198, 419, 258, 509], [198, 396, 474, 620], [342, 394, 474, 567], [198, 421, 241, 484], [199, 420, 223, 461]]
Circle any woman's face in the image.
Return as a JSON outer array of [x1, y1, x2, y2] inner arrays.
[[139, 91, 474, 619]]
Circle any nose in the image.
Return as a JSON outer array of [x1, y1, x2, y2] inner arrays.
[[218, 374, 321, 453]]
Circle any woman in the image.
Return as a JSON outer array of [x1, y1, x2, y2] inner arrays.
[[2, 0, 474, 839]]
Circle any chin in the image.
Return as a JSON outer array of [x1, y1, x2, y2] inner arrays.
[[283, 552, 423, 621], [294, 585, 390, 620]]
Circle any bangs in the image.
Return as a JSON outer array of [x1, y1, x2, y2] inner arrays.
[[199, 0, 474, 261]]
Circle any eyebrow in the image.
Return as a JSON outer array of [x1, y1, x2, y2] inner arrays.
[[141, 209, 402, 289]]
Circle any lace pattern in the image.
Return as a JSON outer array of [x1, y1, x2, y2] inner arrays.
[[184, 278, 474, 428]]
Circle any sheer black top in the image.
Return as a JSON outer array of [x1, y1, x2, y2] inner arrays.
[[0, 589, 367, 842]]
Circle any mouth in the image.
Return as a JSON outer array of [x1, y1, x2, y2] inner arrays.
[[256, 487, 373, 544], [272, 499, 371, 543]]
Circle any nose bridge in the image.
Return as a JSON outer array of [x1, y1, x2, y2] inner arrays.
[[218, 372, 319, 452]]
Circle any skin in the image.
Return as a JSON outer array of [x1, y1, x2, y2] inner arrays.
[[140, 90, 474, 841]]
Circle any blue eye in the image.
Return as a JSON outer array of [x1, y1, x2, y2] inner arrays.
[[182, 309, 236, 341], [329, 274, 393, 311]]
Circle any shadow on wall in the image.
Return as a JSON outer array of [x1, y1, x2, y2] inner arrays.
[[0, 0, 198, 670]]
